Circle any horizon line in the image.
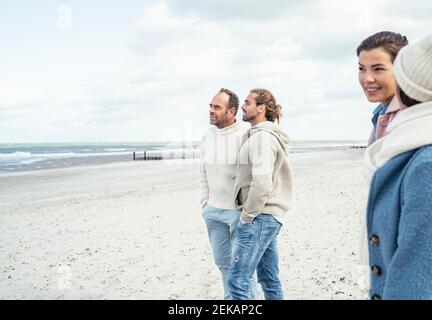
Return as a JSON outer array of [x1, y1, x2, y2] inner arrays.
[[0, 139, 369, 144]]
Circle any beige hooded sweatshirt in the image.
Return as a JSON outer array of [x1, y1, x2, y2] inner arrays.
[[234, 121, 293, 224]]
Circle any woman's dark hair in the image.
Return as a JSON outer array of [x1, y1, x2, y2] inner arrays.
[[357, 31, 408, 62], [398, 86, 421, 108]]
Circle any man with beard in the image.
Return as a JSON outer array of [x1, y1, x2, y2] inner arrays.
[[228, 88, 292, 300], [200, 88, 261, 300]]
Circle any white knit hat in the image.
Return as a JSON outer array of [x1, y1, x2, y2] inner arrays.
[[393, 35, 432, 102]]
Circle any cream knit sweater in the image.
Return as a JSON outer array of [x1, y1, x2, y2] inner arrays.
[[200, 121, 249, 210]]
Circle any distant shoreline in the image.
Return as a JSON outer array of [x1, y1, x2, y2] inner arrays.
[[0, 148, 366, 175], [0, 154, 131, 173], [0, 141, 367, 174]]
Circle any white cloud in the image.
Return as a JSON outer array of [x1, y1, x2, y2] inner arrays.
[[1, 0, 432, 142], [166, 0, 315, 21]]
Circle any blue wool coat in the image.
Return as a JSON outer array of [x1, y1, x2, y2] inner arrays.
[[367, 145, 432, 300]]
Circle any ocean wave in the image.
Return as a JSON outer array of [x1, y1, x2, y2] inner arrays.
[[0, 151, 135, 167], [0, 152, 32, 158], [104, 148, 130, 152]]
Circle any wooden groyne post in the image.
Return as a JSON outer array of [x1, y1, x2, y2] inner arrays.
[[133, 151, 147, 161]]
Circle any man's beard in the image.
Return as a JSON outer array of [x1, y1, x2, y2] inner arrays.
[[212, 113, 228, 128]]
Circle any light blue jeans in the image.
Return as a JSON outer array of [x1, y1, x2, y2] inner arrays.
[[228, 213, 283, 300], [202, 203, 262, 300]]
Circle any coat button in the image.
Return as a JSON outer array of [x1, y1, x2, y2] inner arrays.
[[372, 294, 382, 300], [369, 235, 380, 247], [371, 265, 382, 276]]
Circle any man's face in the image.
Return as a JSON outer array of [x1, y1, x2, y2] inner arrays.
[[241, 93, 259, 123], [209, 93, 230, 128]]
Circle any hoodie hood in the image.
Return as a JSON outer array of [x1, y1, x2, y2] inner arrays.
[[248, 121, 289, 153]]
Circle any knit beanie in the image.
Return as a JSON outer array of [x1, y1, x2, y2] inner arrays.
[[393, 35, 432, 102]]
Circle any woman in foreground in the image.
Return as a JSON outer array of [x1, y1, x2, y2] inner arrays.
[[364, 35, 432, 299]]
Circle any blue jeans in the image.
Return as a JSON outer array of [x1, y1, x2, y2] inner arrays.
[[202, 203, 262, 300], [228, 213, 283, 300]]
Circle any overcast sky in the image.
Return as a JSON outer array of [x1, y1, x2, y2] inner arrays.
[[1, 0, 431, 142]]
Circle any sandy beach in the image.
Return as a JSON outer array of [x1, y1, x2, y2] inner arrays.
[[0, 149, 368, 300]]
